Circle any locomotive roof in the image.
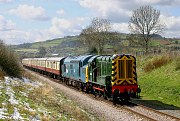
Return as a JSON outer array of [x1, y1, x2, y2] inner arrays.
[[96, 55, 112, 61], [88, 55, 99, 62], [111, 54, 135, 59], [64, 55, 92, 63]]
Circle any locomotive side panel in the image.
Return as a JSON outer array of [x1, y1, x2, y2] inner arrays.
[[96, 56, 112, 86]]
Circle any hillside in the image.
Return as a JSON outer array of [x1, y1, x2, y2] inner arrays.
[[10, 34, 180, 58], [137, 55, 180, 107], [12, 36, 83, 57]]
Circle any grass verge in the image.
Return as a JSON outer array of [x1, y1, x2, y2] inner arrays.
[[137, 55, 180, 107]]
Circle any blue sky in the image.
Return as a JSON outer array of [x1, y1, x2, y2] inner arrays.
[[0, 0, 180, 45]]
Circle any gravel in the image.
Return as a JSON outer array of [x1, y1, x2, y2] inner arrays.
[[124, 105, 179, 121], [131, 98, 180, 120]]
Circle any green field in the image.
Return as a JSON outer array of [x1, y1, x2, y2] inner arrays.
[[30, 36, 79, 49], [16, 48, 38, 52], [149, 40, 161, 46], [137, 55, 180, 107]]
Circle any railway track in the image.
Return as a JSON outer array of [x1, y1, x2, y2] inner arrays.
[[123, 101, 180, 121], [86, 94, 180, 121], [85, 95, 157, 121], [26, 69, 180, 121]]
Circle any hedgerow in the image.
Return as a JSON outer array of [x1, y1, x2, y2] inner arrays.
[[0, 41, 22, 78]]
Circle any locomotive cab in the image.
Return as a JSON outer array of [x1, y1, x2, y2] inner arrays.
[[111, 54, 139, 103]]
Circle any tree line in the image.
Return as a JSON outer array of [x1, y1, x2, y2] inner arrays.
[[80, 5, 165, 55]]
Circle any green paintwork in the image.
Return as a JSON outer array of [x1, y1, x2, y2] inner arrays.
[[88, 55, 112, 86]]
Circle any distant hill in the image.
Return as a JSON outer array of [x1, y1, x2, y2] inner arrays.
[[11, 35, 83, 58], [10, 33, 180, 58], [150, 34, 163, 39], [13, 35, 79, 49]]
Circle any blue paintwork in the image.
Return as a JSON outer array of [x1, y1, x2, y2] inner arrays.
[[61, 55, 93, 83]]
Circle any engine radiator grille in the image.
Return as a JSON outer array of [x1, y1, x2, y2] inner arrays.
[[118, 60, 133, 79]]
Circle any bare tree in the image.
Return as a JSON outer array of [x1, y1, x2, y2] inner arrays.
[[80, 26, 94, 52], [80, 17, 111, 54], [129, 6, 165, 53], [91, 17, 111, 54]]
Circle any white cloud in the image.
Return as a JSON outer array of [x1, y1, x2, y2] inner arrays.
[[160, 15, 180, 38], [9, 4, 49, 21], [49, 17, 86, 37], [0, 15, 16, 31], [1, 17, 87, 45], [0, 29, 54, 45], [160, 15, 180, 30], [0, 30, 29, 45], [56, 9, 65, 15], [27, 29, 53, 43], [79, 0, 131, 23], [112, 23, 129, 33]]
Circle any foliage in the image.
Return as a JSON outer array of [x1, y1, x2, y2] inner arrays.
[[175, 40, 178, 44], [17, 43, 32, 48], [0, 41, 22, 78], [143, 54, 172, 72], [128, 34, 145, 47], [129, 5, 165, 53], [80, 17, 112, 55], [37, 46, 47, 57], [88, 47, 98, 54]]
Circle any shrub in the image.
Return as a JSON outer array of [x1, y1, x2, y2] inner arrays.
[[88, 46, 98, 54], [175, 57, 180, 71], [144, 54, 172, 72], [0, 70, 6, 79], [0, 41, 22, 77]]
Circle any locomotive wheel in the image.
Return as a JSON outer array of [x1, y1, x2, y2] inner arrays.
[[103, 91, 108, 100], [131, 92, 136, 98], [113, 95, 118, 105], [98, 91, 102, 97], [94, 90, 97, 98], [78, 82, 81, 90], [113, 89, 119, 105]]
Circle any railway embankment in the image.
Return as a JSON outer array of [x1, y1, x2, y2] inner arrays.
[[137, 54, 180, 108]]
